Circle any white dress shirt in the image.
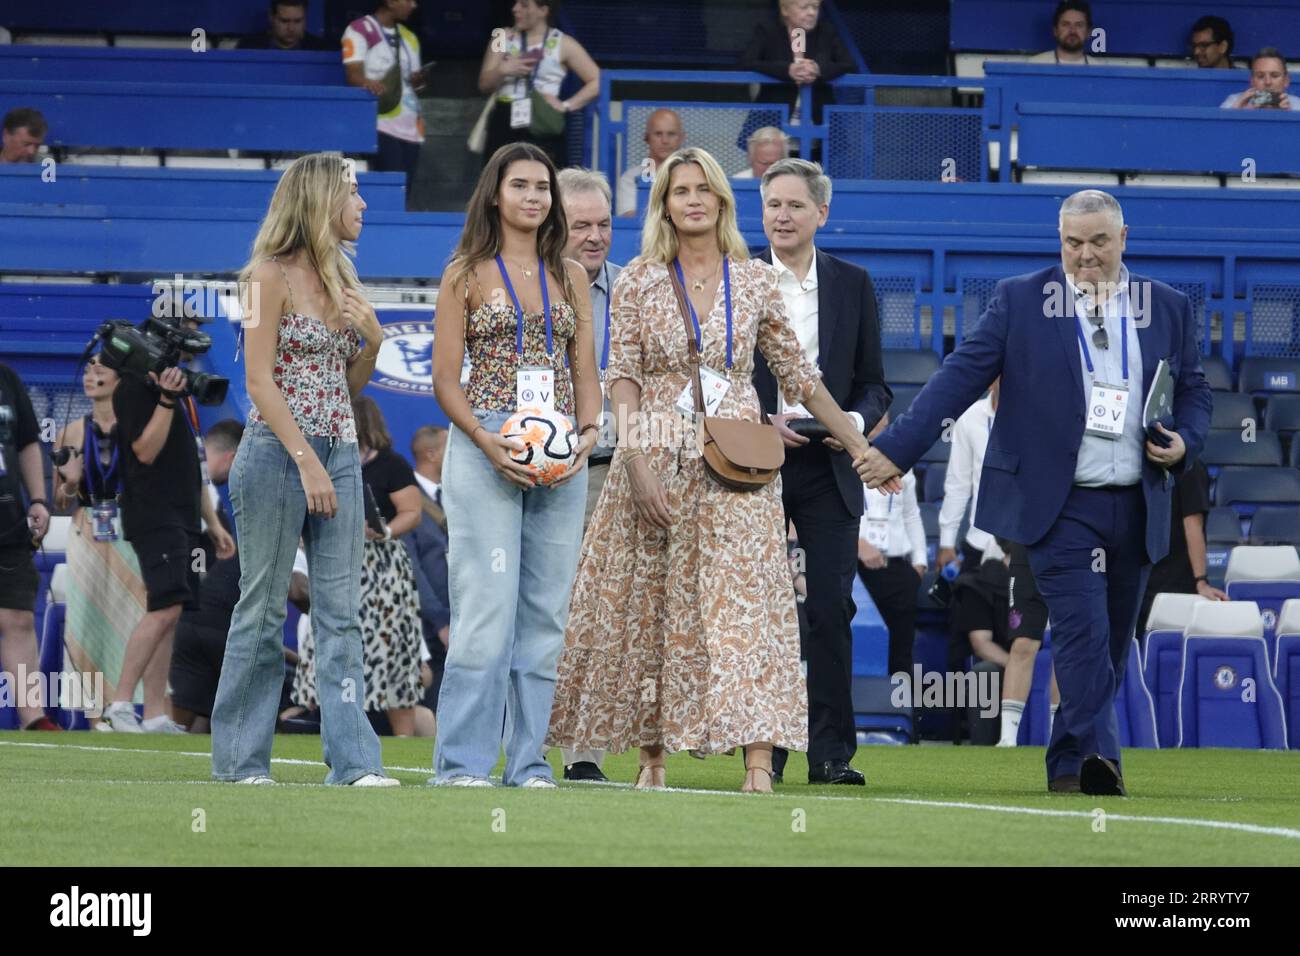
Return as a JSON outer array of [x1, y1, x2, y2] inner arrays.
[[414, 471, 440, 503], [772, 248, 820, 411], [939, 393, 1003, 559], [860, 470, 927, 566]]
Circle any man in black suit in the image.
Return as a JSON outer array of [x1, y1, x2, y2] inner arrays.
[[740, 0, 857, 126], [754, 158, 891, 784]]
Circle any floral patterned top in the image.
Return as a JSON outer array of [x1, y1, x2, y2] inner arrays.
[[463, 297, 578, 415], [248, 311, 362, 442]]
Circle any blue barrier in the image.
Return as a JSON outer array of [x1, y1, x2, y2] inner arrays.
[[950, 0, 1300, 57], [0, 47, 344, 85], [0, 166, 406, 213], [0, 80, 376, 153], [1016, 102, 1300, 178], [1, 0, 325, 35]]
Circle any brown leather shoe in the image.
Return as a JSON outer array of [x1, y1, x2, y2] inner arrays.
[[1048, 774, 1081, 793], [1081, 754, 1127, 796]]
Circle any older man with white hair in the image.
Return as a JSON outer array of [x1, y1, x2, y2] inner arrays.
[[857, 189, 1212, 796], [556, 166, 622, 783], [733, 127, 789, 180]]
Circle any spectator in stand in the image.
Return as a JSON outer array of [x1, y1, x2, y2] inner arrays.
[[1029, 1, 1094, 65], [1220, 48, 1299, 111], [733, 127, 789, 180], [293, 397, 425, 735], [0, 361, 55, 730], [741, 0, 855, 131], [615, 108, 684, 217], [1135, 459, 1227, 638], [477, 0, 601, 171], [1, 108, 46, 164], [856, 412, 928, 685], [343, 1, 429, 206], [239, 0, 335, 51], [53, 355, 146, 726], [1189, 15, 1234, 70]]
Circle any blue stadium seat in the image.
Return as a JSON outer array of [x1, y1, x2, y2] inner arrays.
[[1237, 357, 1300, 397], [883, 348, 942, 386], [1202, 355, 1234, 392], [919, 501, 940, 539], [1201, 429, 1282, 473], [921, 439, 951, 463], [1275, 600, 1300, 747], [1116, 637, 1159, 748], [1206, 506, 1244, 545], [887, 384, 922, 419], [1142, 592, 1206, 747], [1224, 546, 1300, 669], [1214, 466, 1300, 517], [1209, 393, 1258, 430], [1264, 394, 1300, 440], [1292, 440, 1300, 469], [922, 463, 947, 504], [1248, 506, 1300, 546], [1177, 603, 1288, 749]]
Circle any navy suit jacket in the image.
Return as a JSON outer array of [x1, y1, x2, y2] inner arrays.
[[870, 265, 1213, 564], [403, 508, 450, 641], [753, 247, 892, 516]]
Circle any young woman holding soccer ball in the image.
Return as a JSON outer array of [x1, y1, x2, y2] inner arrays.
[[430, 141, 602, 788]]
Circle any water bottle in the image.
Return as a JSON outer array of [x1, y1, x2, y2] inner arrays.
[[941, 561, 961, 581]]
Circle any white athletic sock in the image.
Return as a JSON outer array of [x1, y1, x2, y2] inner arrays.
[[998, 699, 1025, 746], [1049, 703, 1060, 740]]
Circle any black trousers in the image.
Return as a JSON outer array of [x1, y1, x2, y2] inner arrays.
[[772, 446, 860, 776], [373, 132, 422, 208], [857, 557, 921, 681]]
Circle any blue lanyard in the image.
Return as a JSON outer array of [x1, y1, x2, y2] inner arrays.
[[495, 255, 553, 357], [86, 423, 119, 501], [672, 257, 734, 368], [1075, 311, 1129, 382], [599, 263, 611, 371]]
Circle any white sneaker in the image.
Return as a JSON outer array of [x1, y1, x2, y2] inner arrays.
[[235, 775, 276, 785], [140, 715, 187, 734], [995, 739, 1017, 748], [443, 775, 494, 788], [349, 773, 400, 788], [520, 776, 557, 789], [102, 702, 143, 734]]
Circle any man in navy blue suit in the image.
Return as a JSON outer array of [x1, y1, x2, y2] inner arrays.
[[753, 159, 892, 785], [856, 190, 1213, 795]]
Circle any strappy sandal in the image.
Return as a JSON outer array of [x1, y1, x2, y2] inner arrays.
[[742, 766, 774, 794], [635, 763, 666, 790]]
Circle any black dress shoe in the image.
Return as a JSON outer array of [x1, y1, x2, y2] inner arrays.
[[808, 760, 865, 785], [563, 761, 608, 782], [1080, 754, 1126, 796], [1048, 774, 1081, 793]]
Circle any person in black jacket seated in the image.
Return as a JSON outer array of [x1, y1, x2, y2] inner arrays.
[[237, 0, 336, 51], [753, 158, 891, 785], [740, 0, 856, 130]]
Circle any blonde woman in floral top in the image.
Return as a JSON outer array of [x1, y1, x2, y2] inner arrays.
[[545, 147, 872, 793], [430, 142, 602, 788], [211, 153, 397, 787]]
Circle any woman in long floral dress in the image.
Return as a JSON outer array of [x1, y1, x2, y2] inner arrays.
[[546, 148, 871, 792]]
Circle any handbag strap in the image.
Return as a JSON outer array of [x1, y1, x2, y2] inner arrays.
[[666, 261, 707, 416]]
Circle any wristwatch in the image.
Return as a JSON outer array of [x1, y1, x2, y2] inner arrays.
[[1194, 575, 1209, 584]]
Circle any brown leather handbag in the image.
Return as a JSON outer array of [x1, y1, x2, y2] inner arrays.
[[667, 261, 784, 492]]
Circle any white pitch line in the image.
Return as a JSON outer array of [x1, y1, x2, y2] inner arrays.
[[3, 739, 1299, 842]]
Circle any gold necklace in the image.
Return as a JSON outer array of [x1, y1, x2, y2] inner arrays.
[[686, 259, 721, 292], [509, 259, 535, 279]]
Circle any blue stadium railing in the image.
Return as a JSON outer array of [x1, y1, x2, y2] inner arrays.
[[0, 46, 344, 86]]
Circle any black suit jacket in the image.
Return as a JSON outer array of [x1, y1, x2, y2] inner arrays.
[[740, 17, 856, 123], [753, 248, 891, 517]]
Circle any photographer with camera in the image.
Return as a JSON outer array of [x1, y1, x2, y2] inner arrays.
[[101, 318, 235, 734], [0, 360, 57, 731], [1220, 47, 1299, 111]]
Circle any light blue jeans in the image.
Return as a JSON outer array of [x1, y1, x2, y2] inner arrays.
[[211, 422, 384, 784], [433, 409, 588, 785]]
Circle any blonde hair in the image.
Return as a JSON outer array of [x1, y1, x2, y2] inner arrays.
[[639, 147, 750, 265], [240, 152, 364, 314]]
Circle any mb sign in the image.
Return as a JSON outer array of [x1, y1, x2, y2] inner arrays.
[[1267, 372, 1296, 390]]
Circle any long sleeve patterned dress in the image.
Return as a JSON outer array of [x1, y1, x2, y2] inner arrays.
[[546, 255, 822, 754]]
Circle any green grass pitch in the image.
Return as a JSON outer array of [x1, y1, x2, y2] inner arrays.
[[1, 732, 1297, 866]]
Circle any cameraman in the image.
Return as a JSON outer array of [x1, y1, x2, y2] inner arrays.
[[0, 360, 56, 731], [102, 325, 234, 733], [1220, 48, 1299, 110]]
